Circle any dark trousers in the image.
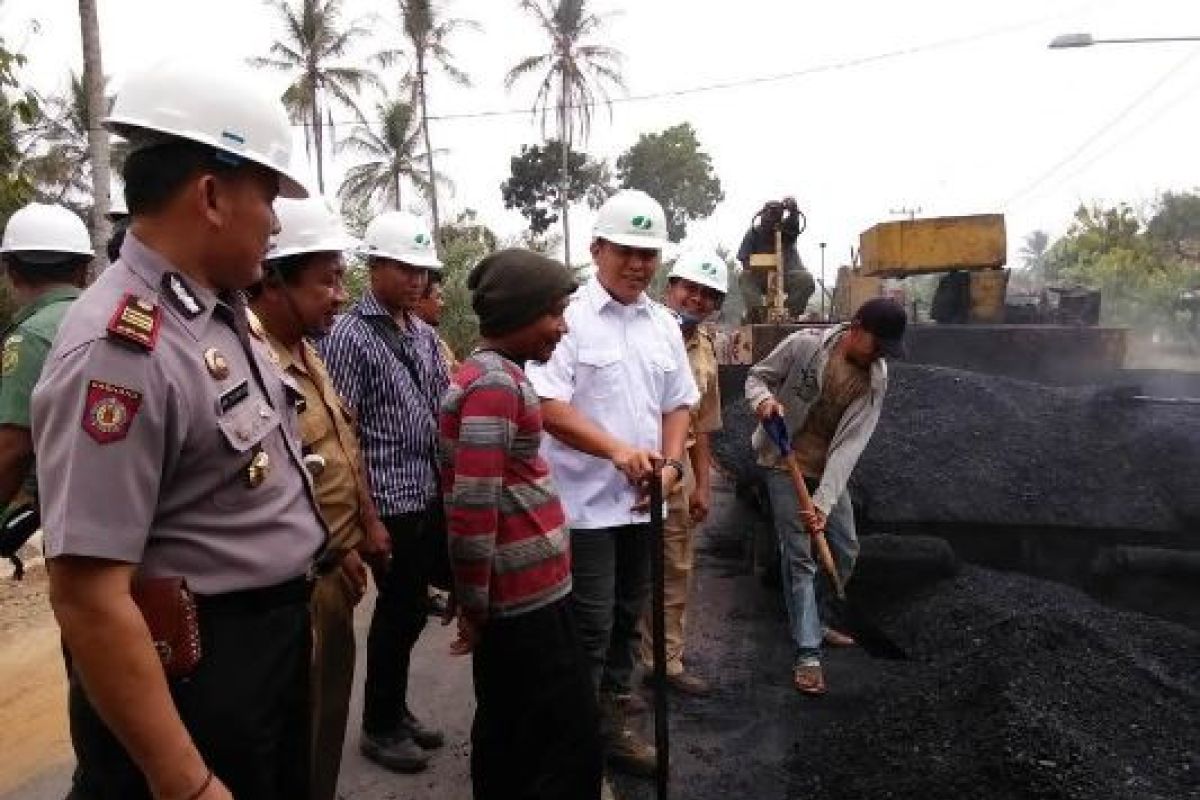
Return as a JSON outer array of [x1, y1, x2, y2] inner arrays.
[[67, 590, 311, 800], [362, 509, 433, 736], [471, 598, 602, 800], [569, 525, 652, 696]]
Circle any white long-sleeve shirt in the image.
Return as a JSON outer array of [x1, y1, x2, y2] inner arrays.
[[526, 277, 699, 530]]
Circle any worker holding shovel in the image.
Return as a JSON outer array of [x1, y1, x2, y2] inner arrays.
[[745, 298, 906, 695]]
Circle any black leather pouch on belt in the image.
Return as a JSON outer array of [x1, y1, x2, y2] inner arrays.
[[130, 576, 202, 680]]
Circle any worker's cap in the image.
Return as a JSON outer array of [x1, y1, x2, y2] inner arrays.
[[854, 297, 907, 358]]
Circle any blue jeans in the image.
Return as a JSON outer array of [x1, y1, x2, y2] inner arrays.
[[764, 470, 859, 665]]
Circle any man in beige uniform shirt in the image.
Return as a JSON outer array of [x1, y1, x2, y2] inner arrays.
[[249, 197, 392, 800], [32, 60, 326, 800], [639, 250, 726, 696]]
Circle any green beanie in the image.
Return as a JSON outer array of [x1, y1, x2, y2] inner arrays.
[[468, 248, 577, 336]]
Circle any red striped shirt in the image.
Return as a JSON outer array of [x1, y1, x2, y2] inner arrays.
[[439, 351, 571, 619]]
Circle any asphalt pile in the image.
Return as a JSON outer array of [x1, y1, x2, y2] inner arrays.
[[791, 558, 1200, 800], [712, 363, 1200, 533]]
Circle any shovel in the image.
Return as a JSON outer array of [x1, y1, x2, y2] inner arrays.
[[762, 415, 844, 599], [647, 467, 670, 799]]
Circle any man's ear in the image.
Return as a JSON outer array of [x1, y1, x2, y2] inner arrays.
[[197, 173, 224, 228]]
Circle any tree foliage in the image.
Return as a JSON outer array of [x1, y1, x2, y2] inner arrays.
[[1043, 200, 1200, 334], [500, 140, 612, 235], [338, 96, 449, 215], [616, 122, 723, 241], [434, 209, 495, 357], [252, 0, 381, 192]]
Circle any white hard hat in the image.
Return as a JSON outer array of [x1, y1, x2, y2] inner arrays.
[[669, 248, 729, 294], [267, 198, 360, 260], [104, 59, 309, 199], [1, 203, 93, 258], [592, 189, 669, 250], [361, 211, 441, 269]]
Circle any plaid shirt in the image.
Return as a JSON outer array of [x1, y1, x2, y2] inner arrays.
[[319, 291, 448, 516]]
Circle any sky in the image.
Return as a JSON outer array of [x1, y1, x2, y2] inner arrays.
[[5, 0, 1200, 279]]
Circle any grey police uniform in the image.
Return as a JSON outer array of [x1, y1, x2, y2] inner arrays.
[[32, 233, 328, 799]]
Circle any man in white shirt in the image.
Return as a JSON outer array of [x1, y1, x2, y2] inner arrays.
[[526, 190, 698, 778]]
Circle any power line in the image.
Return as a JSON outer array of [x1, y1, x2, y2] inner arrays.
[[1030, 65, 1200, 199], [1003, 45, 1200, 209], [76, 5, 1095, 135]]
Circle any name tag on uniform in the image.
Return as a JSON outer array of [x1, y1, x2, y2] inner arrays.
[[218, 380, 250, 414]]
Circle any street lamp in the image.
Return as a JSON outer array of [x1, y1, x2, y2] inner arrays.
[[1049, 32, 1200, 49]]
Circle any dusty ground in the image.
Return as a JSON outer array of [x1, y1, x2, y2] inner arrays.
[[0, 565, 73, 798], [4, 477, 1198, 799]]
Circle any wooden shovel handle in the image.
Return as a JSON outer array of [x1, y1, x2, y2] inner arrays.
[[783, 454, 845, 599]]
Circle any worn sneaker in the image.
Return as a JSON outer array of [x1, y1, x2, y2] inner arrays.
[[792, 663, 827, 696], [822, 628, 857, 648], [604, 727, 657, 777], [360, 731, 429, 773], [402, 709, 445, 750]]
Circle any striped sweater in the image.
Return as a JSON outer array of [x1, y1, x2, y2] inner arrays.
[[439, 350, 572, 620]]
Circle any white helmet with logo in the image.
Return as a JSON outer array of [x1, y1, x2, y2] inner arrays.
[[1, 203, 93, 258], [267, 198, 360, 260], [592, 189, 669, 250], [104, 58, 309, 199], [669, 248, 728, 294], [361, 211, 441, 269]]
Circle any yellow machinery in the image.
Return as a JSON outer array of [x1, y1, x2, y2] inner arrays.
[[747, 228, 790, 323]]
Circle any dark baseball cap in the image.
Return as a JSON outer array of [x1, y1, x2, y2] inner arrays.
[[854, 297, 907, 358]]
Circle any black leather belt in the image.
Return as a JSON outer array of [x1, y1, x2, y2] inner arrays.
[[195, 575, 312, 614]]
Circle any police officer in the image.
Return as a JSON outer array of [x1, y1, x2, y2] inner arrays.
[[247, 197, 392, 800], [32, 59, 327, 800], [638, 249, 727, 696], [0, 203, 92, 574]]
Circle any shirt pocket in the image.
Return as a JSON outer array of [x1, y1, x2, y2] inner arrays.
[[576, 347, 623, 399], [211, 401, 285, 511], [298, 402, 332, 450]]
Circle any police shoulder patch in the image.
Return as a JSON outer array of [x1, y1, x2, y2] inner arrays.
[[82, 379, 143, 444], [106, 294, 162, 352], [1, 337, 20, 377]]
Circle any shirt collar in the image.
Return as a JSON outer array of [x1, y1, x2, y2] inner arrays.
[[11, 285, 82, 326], [583, 275, 651, 315], [357, 290, 421, 337], [119, 233, 219, 339], [250, 310, 305, 375]]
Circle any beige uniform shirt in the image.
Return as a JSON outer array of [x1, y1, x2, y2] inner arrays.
[[671, 328, 722, 509], [255, 317, 367, 554], [32, 234, 327, 595]]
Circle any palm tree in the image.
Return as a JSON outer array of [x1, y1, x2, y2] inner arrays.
[[252, 0, 381, 193], [337, 96, 450, 213], [78, 0, 111, 268], [505, 0, 624, 265], [396, 0, 478, 241]]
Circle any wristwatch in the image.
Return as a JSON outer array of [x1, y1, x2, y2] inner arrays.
[[665, 458, 686, 482]]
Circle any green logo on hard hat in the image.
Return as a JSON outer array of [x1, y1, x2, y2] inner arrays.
[[414, 233, 429, 246], [631, 215, 653, 231], [701, 261, 717, 276]]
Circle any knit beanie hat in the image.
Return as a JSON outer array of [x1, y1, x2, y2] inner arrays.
[[468, 248, 578, 337]]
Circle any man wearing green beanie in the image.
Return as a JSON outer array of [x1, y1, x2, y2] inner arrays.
[[441, 248, 601, 798]]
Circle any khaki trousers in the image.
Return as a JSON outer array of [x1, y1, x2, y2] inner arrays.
[[638, 501, 695, 676], [309, 565, 357, 800]]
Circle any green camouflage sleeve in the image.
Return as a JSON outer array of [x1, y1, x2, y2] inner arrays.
[[0, 331, 50, 428]]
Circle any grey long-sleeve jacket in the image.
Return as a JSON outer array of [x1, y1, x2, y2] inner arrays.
[[744, 324, 888, 515]]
